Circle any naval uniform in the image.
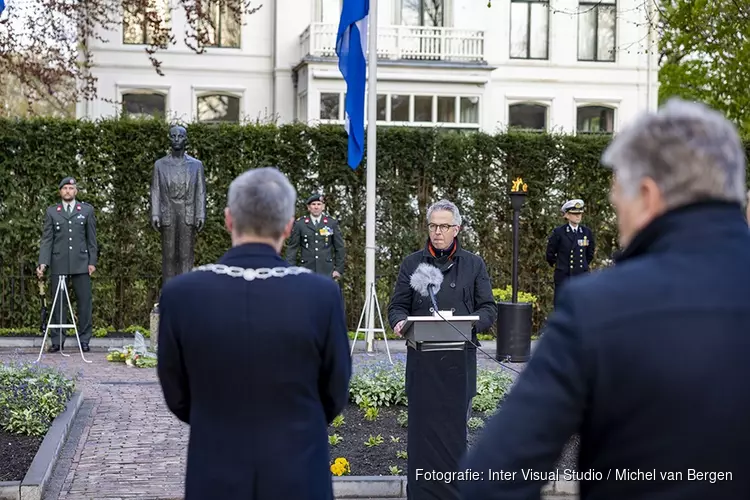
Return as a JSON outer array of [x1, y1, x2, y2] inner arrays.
[[546, 223, 595, 305], [284, 214, 345, 277], [38, 200, 98, 346]]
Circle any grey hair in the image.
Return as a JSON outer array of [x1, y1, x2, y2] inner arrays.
[[427, 199, 462, 226], [227, 167, 297, 238], [601, 98, 746, 208]]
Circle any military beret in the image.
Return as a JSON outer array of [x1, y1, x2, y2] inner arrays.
[[561, 199, 584, 214], [306, 193, 324, 205], [59, 177, 77, 189]]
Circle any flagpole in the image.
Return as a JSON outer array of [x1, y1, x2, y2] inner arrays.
[[364, 0, 378, 352]]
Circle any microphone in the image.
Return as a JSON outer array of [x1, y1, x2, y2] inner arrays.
[[408, 262, 523, 375], [409, 263, 444, 314]]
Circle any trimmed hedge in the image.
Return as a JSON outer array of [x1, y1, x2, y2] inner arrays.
[[1, 118, 748, 334]]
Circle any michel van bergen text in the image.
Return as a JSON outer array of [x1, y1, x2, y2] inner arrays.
[[414, 469, 733, 483]]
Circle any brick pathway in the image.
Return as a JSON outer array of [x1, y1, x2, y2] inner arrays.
[[0, 346, 523, 500]]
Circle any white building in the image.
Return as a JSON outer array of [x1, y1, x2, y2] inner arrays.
[[77, 0, 659, 134]]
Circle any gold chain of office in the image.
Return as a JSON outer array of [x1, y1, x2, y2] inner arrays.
[[192, 263, 312, 281]]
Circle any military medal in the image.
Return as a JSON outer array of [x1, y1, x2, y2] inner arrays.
[[56, 206, 61, 212], [76, 204, 82, 211]]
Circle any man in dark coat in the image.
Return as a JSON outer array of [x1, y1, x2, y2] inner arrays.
[[460, 99, 750, 500], [285, 194, 346, 279], [545, 198, 595, 305], [36, 176, 98, 352], [157, 167, 352, 500], [388, 199, 497, 500]]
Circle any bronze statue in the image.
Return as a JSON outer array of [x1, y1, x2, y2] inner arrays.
[[151, 125, 206, 286]]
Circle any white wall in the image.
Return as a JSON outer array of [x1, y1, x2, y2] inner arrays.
[[79, 0, 659, 132]]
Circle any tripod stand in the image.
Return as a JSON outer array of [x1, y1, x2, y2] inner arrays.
[[350, 281, 392, 363], [36, 275, 92, 363]]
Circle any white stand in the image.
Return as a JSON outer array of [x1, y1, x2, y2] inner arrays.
[[350, 281, 392, 364], [36, 275, 92, 363]]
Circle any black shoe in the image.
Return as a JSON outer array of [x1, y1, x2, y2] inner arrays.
[[49, 345, 60, 352], [81, 343, 90, 352]]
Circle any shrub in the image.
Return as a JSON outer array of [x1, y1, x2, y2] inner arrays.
[[492, 285, 538, 307], [0, 361, 77, 436], [349, 357, 515, 412], [472, 369, 514, 413]]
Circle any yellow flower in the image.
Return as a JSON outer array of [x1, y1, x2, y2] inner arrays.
[[330, 457, 350, 476]]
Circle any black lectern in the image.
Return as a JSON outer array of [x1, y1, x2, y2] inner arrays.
[[402, 311, 479, 500]]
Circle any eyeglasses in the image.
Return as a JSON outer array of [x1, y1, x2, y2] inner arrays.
[[428, 223, 457, 233]]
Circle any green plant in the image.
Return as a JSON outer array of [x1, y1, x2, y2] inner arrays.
[[390, 435, 400, 443], [389, 465, 402, 475], [329, 434, 343, 446], [365, 434, 384, 447], [467, 417, 485, 430], [397, 409, 408, 428], [363, 407, 379, 421], [396, 450, 407, 459], [0, 361, 76, 436], [472, 369, 514, 413], [492, 285, 538, 308], [331, 414, 345, 428], [349, 360, 407, 408]]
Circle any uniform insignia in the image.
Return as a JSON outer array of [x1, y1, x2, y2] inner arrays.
[[323, 217, 328, 223], [320, 226, 333, 236], [304, 218, 310, 223], [76, 204, 81, 211], [56, 206, 61, 212]]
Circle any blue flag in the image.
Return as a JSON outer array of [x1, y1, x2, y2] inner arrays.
[[0, 0, 5, 15], [336, 0, 368, 170]]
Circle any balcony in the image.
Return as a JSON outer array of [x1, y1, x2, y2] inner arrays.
[[299, 22, 486, 64]]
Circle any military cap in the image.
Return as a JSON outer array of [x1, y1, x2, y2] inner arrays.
[[561, 199, 585, 214], [59, 177, 77, 189], [306, 193, 324, 205]]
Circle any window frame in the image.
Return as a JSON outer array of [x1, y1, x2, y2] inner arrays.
[[121, 0, 172, 45], [196, 92, 242, 123], [577, 0, 617, 62], [507, 101, 550, 132], [509, 0, 550, 60], [576, 104, 616, 134], [120, 89, 169, 118]]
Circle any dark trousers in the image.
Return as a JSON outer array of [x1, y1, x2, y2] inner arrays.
[[161, 210, 196, 285], [50, 273, 92, 346]]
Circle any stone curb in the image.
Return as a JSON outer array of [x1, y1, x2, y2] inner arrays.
[[333, 476, 577, 498], [12, 391, 84, 500]]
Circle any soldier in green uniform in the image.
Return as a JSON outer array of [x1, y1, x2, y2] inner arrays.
[[285, 194, 346, 279], [36, 177, 98, 352]]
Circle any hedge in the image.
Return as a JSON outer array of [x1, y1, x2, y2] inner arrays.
[[1, 118, 747, 334]]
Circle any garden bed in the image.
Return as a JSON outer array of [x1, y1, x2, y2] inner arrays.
[[334, 358, 578, 477], [0, 361, 77, 483], [328, 402, 579, 477], [0, 430, 43, 481]]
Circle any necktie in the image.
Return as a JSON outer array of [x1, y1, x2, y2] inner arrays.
[[66, 204, 71, 214]]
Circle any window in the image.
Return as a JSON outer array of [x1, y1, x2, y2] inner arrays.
[[577, 105, 615, 133], [122, 0, 171, 45], [401, 0, 444, 27], [121, 92, 166, 118], [200, 0, 241, 48], [578, 0, 616, 61], [197, 94, 240, 123], [510, 0, 549, 59], [316, 92, 480, 127], [315, 0, 342, 22], [319, 92, 341, 120], [508, 103, 547, 130]]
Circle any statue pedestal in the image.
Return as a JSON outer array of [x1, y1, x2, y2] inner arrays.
[[150, 303, 159, 350]]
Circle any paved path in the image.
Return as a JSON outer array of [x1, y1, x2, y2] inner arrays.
[[0, 345, 528, 500]]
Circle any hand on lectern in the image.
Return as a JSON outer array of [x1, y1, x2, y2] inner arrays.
[[394, 320, 405, 336]]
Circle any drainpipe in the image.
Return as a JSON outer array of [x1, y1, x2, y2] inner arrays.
[[271, 0, 278, 120]]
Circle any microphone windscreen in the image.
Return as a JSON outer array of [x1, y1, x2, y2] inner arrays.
[[409, 263, 444, 297]]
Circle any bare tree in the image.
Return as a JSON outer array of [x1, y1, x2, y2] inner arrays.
[[0, 0, 261, 115]]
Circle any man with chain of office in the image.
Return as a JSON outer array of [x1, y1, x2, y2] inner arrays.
[[157, 166, 351, 500]]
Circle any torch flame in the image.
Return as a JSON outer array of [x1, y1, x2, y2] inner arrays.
[[511, 177, 528, 193]]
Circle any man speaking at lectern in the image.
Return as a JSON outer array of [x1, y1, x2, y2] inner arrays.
[[388, 199, 497, 500]]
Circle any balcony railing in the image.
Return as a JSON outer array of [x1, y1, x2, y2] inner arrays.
[[300, 22, 485, 64]]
